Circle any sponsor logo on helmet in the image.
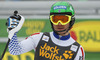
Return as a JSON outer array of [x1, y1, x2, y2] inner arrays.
[[53, 6, 67, 10]]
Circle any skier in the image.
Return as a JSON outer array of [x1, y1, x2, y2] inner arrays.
[[7, 1, 85, 60]]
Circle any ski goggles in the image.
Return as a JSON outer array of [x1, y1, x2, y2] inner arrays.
[[50, 15, 71, 25]]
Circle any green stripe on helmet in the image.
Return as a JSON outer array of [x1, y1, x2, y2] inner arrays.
[[50, 2, 75, 16]]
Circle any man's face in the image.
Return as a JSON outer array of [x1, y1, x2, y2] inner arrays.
[[53, 22, 70, 35]]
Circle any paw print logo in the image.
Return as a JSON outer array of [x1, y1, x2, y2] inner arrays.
[[63, 50, 73, 59]]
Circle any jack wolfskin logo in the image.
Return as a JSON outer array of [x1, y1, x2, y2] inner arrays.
[[63, 50, 73, 59], [39, 43, 74, 60]]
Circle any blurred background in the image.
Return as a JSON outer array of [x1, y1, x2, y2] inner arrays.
[[0, 0, 100, 60]]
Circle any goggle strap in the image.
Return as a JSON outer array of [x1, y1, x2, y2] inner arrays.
[[50, 12, 72, 16]]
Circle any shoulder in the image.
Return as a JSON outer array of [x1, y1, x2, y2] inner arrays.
[[71, 37, 84, 52], [26, 32, 43, 39], [74, 45, 85, 60], [25, 32, 44, 48], [70, 37, 85, 60], [70, 37, 81, 46], [25, 32, 43, 45], [71, 37, 84, 55]]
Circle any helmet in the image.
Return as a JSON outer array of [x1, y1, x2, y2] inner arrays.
[[50, 1, 75, 34], [50, 2, 75, 16]]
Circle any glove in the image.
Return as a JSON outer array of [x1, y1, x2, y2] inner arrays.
[[6, 11, 25, 39]]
